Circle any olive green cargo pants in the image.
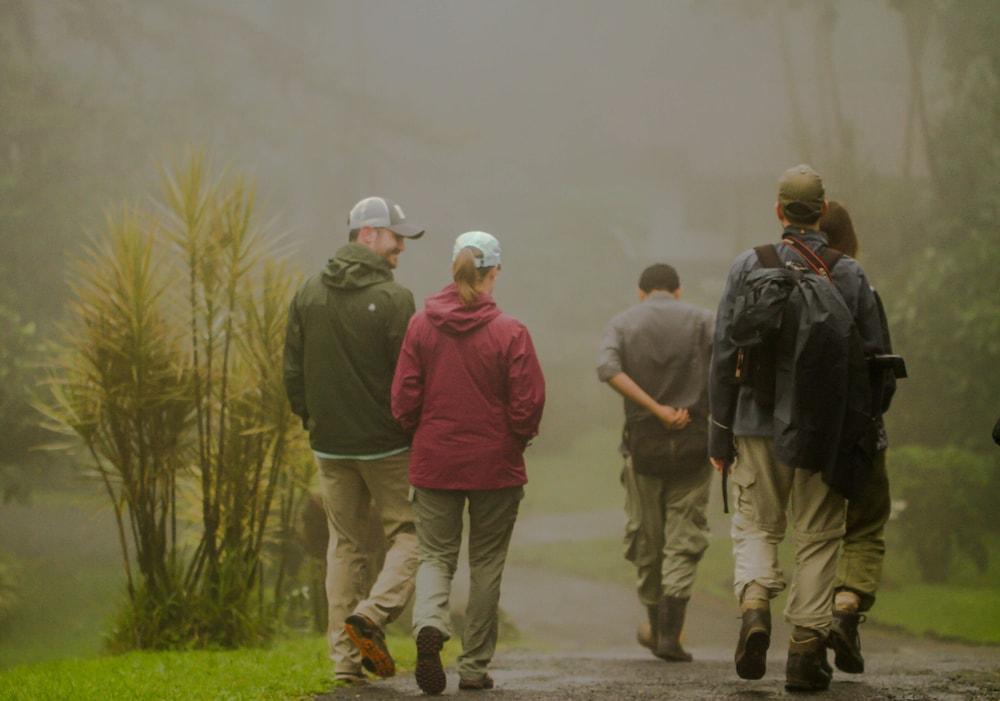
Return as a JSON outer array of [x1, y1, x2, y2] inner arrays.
[[835, 449, 890, 612], [317, 453, 419, 678], [730, 436, 846, 631], [622, 456, 712, 605], [411, 485, 523, 681]]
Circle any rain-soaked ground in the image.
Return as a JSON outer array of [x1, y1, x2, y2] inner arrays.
[[318, 514, 1000, 701]]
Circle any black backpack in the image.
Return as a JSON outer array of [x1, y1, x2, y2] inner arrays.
[[730, 238, 874, 498]]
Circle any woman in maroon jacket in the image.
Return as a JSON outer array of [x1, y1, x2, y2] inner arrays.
[[391, 231, 545, 695]]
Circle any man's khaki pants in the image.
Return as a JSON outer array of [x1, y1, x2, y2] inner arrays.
[[730, 436, 846, 631], [317, 453, 419, 678], [411, 485, 523, 681], [622, 457, 711, 604]]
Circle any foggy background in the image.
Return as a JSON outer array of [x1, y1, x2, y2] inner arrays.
[[2, 0, 997, 670], [3, 0, 941, 437]]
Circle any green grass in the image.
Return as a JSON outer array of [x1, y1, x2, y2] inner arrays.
[[523, 427, 622, 514], [871, 584, 1000, 643], [0, 632, 458, 701]]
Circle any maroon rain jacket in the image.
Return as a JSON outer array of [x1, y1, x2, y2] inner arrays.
[[391, 283, 545, 491]]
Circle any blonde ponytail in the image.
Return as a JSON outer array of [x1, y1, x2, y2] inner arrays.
[[452, 246, 493, 307]]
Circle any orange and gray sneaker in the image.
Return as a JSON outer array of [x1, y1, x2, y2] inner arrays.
[[415, 626, 447, 695], [344, 614, 395, 678]]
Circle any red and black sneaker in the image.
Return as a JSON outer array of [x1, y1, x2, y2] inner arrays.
[[344, 614, 395, 678], [415, 626, 447, 695]]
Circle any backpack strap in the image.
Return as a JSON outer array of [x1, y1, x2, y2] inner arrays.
[[782, 236, 833, 278], [754, 244, 782, 269], [820, 247, 843, 271]]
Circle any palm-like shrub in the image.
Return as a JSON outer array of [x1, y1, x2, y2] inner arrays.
[[41, 154, 312, 648]]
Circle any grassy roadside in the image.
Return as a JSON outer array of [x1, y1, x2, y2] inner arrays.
[[0, 632, 459, 701]]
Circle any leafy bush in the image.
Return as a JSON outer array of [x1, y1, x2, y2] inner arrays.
[[40, 153, 314, 649], [889, 445, 1000, 583]]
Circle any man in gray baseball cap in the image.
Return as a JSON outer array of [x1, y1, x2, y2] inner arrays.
[[347, 196, 425, 269], [284, 196, 424, 684]]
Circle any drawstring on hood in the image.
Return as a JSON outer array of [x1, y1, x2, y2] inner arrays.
[[322, 243, 394, 290], [425, 283, 502, 336]]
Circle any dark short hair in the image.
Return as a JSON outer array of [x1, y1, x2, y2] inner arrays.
[[348, 228, 361, 242], [638, 263, 680, 293], [782, 204, 823, 226]]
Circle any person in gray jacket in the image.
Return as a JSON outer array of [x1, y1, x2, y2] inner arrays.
[[598, 263, 714, 662], [709, 165, 886, 691]]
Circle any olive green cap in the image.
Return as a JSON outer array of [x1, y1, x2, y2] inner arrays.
[[778, 164, 825, 221]]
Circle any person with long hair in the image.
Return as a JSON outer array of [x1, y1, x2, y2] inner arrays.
[[391, 231, 545, 695], [820, 200, 897, 676]]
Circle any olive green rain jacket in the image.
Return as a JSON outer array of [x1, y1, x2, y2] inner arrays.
[[283, 243, 415, 455]]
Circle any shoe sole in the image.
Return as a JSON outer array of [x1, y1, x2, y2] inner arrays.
[[829, 629, 865, 674], [458, 677, 494, 690], [735, 629, 769, 680], [344, 618, 396, 678], [415, 627, 446, 695], [785, 676, 832, 692]]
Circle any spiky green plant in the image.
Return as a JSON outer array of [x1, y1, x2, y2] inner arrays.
[[42, 153, 315, 649], [40, 207, 191, 617]]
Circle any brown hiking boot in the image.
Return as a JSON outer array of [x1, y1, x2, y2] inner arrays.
[[637, 605, 658, 652], [655, 596, 693, 662], [458, 674, 495, 690], [415, 626, 447, 695], [829, 610, 866, 673], [344, 614, 395, 678], [785, 628, 833, 692], [734, 605, 771, 679]]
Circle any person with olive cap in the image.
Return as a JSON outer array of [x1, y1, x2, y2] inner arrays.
[[708, 166, 886, 691], [284, 196, 425, 685], [392, 231, 545, 695]]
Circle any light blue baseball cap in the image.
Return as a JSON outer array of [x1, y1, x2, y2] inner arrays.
[[452, 231, 501, 268]]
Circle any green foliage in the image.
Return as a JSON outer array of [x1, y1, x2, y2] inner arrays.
[[888, 445, 1000, 583], [40, 154, 313, 650], [0, 551, 19, 625], [0, 291, 45, 503], [888, 0, 1000, 449]]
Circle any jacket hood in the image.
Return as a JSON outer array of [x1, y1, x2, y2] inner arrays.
[[322, 243, 394, 290], [425, 283, 502, 335]]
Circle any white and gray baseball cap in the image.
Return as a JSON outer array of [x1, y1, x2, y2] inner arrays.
[[452, 231, 501, 268], [348, 196, 425, 239]]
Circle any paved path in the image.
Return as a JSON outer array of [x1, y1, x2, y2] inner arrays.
[[319, 511, 1000, 700]]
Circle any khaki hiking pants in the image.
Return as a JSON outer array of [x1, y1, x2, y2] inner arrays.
[[317, 452, 419, 678], [730, 436, 846, 631], [836, 449, 890, 612], [622, 457, 711, 605], [411, 485, 523, 681]]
